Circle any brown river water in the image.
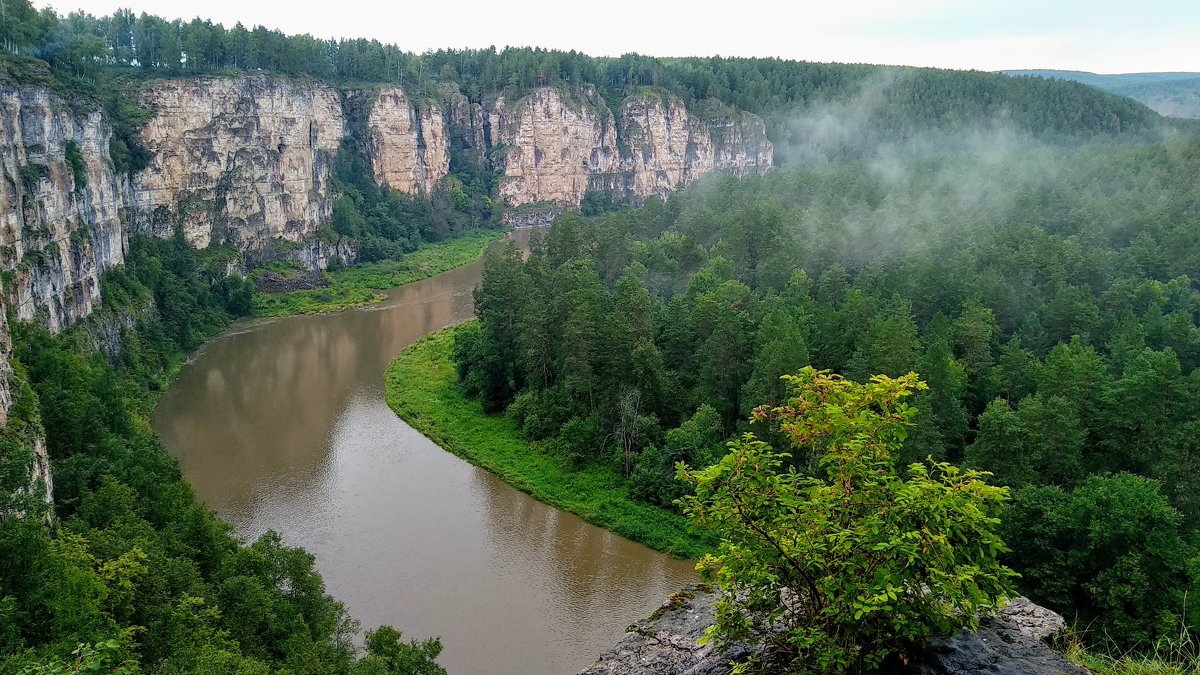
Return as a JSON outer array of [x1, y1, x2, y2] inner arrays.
[[151, 229, 697, 675]]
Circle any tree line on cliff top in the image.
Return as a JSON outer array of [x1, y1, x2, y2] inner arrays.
[[1, 0, 1166, 145]]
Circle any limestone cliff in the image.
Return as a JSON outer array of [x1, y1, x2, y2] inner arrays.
[[487, 87, 773, 208], [703, 104, 774, 178], [438, 82, 489, 154], [1, 76, 775, 333], [131, 76, 344, 250], [362, 87, 449, 194], [0, 86, 128, 334], [618, 92, 715, 200], [491, 87, 622, 208]]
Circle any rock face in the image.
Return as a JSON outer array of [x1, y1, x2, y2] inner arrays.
[[1, 77, 773, 334], [704, 105, 775, 179], [580, 588, 1084, 675], [919, 598, 1087, 675], [439, 83, 489, 154], [486, 87, 773, 208], [618, 93, 715, 201], [580, 587, 742, 675], [0, 300, 11, 422], [491, 87, 621, 208], [131, 76, 345, 250], [0, 86, 128, 333], [0, 290, 52, 517], [363, 87, 449, 194]]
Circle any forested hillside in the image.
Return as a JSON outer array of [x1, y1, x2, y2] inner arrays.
[[456, 135, 1200, 657], [0, 233, 446, 672], [1005, 70, 1200, 119]]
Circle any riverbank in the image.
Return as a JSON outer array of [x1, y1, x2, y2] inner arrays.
[[252, 229, 505, 316], [384, 327, 714, 559]]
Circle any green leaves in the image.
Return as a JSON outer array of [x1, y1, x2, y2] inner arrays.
[[679, 369, 1015, 672]]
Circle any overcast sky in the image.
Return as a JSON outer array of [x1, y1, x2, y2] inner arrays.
[[40, 0, 1200, 73]]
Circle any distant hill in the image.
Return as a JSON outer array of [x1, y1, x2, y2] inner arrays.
[[1004, 70, 1200, 119]]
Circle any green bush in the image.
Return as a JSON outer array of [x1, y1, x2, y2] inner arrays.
[[63, 140, 86, 191], [680, 368, 1016, 672]]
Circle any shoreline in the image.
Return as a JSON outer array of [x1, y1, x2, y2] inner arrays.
[[144, 228, 508, 419], [251, 229, 506, 317], [383, 326, 713, 560]]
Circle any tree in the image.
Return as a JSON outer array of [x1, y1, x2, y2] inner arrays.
[[954, 300, 1000, 410], [1003, 475, 1196, 648], [0, 0, 47, 54], [965, 394, 1085, 488], [679, 368, 1015, 673], [902, 337, 968, 464], [693, 281, 755, 428], [740, 307, 810, 415], [630, 404, 724, 508], [847, 299, 918, 381], [351, 626, 445, 675]]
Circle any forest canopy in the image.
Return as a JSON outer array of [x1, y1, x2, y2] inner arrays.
[[455, 134, 1200, 655], [0, 0, 1170, 151]]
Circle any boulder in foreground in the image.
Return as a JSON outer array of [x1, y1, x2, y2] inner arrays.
[[580, 586, 1086, 675]]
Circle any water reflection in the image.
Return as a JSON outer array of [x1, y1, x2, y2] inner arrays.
[[152, 231, 695, 675]]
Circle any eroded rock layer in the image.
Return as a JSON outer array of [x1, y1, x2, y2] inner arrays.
[[131, 76, 345, 250], [0, 86, 127, 332], [2, 76, 773, 335]]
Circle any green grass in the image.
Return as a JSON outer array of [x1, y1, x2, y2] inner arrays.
[[252, 230, 503, 317], [1064, 625, 1200, 675], [384, 327, 715, 559]]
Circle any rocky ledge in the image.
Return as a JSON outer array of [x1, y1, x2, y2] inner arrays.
[[253, 269, 328, 293], [580, 586, 1085, 675]]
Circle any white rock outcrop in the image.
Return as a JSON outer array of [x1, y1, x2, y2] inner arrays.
[[131, 76, 345, 250]]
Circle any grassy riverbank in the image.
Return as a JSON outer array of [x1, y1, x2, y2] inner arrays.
[[384, 327, 714, 559], [253, 229, 504, 317]]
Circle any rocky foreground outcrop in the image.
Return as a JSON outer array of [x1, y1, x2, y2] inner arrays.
[[580, 586, 1086, 675]]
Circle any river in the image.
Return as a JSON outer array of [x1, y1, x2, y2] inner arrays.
[[151, 229, 697, 675]]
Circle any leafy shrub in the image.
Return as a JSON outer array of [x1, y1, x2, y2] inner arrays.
[[1003, 475, 1197, 648], [680, 368, 1016, 673], [63, 140, 86, 191]]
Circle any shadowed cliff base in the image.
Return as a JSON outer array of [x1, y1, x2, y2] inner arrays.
[[251, 229, 504, 316]]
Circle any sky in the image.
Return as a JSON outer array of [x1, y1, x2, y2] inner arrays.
[[39, 0, 1200, 73]]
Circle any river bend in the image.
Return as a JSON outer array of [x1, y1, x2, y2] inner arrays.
[[152, 230, 696, 674]]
